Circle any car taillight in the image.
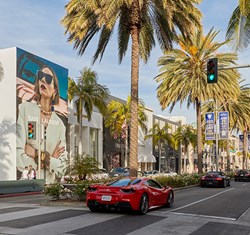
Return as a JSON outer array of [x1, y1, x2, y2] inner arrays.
[[215, 177, 222, 180], [120, 187, 136, 194], [88, 187, 97, 192], [201, 177, 206, 180], [246, 174, 250, 177]]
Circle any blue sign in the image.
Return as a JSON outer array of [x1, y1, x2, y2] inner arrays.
[[238, 134, 250, 151], [205, 112, 215, 140], [218, 111, 229, 139]]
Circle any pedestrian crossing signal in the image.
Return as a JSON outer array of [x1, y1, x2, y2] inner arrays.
[[28, 122, 36, 140]]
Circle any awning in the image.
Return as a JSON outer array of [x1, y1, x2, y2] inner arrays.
[[138, 146, 156, 163]]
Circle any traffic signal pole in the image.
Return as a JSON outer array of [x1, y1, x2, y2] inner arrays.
[[219, 64, 250, 70]]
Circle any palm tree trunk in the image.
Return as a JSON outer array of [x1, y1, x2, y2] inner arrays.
[[158, 141, 161, 172], [178, 141, 182, 174], [243, 128, 247, 169], [196, 98, 203, 174], [186, 145, 189, 173], [226, 139, 230, 172], [129, 8, 140, 177], [78, 100, 83, 155], [125, 128, 128, 167]]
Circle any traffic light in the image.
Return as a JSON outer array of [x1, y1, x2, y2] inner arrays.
[[207, 58, 218, 84], [28, 121, 36, 140]]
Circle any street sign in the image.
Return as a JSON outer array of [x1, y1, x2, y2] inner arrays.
[[205, 112, 215, 140], [218, 111, 229, 139], [239, 133, 250, 151]]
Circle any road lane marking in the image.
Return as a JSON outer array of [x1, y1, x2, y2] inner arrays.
[[169, 212, 237, 221], [163, 188, 235, 213]]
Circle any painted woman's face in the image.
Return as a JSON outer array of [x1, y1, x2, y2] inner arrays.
[[38, 67, 56, 100]]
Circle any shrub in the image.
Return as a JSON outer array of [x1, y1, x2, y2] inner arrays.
[[150, 173, 201, 188], [45, 183, 66, 200], [74, 181, 91, 201]]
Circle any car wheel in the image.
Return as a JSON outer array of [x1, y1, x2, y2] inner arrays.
[[88, 205, 100, 212], [138, 194, 148, 215], [166, 191, 174, 208]]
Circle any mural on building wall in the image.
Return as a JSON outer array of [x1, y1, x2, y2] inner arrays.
[[16, 48, 68, 183]]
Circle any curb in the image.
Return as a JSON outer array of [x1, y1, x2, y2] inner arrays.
[[0, 191, 43, 198]]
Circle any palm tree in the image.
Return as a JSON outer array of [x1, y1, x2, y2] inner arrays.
[[175, 125, 197, 173], [61, 0, 202, 176], [155, 28, 240, 174], [68, 67, 109, 154], [226, 0, 250, 51], [144, 123, 172, 172], [202, 81, 250, 171], [225, 84, 250, 170], [105, 96, 147, 166]]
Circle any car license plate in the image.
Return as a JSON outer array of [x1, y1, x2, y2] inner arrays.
[[208, 182, 213, 185], [101, 195, 112, 201], [240, 174, 243, 176]]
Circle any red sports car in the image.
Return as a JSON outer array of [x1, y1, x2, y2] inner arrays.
[[86, 177, 174, 215]]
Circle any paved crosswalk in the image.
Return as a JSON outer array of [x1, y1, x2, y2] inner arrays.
[[0, 203, 167, 235]]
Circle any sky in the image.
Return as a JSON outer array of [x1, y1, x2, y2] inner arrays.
[[0, 0, 248, 125]]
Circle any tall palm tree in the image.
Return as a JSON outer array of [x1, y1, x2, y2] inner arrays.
[[175, 125, 197, 173], [61, 0, 202, 176], [68, 67, 109, 154], [104, 96, 147, 166], [144, 123, 172, 172], [226, 0, 250, 51], [155, 28, 240, 174]]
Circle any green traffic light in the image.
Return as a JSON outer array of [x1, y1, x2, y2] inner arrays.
[[209, 74, 215, 81], [28, 133, 34, 138]]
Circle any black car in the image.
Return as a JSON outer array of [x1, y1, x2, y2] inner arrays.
[[234, 169, 250, 182], [200, 171, 230, 188]]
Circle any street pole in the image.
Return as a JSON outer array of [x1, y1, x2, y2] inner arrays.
[[215, 100, 219, 171]]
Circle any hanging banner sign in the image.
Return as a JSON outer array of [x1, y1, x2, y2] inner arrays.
[[239, 133, 250, 151], [218, 111, 229, 139], [205, 112, 215, 140]]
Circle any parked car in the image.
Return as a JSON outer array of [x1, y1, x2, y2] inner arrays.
[[108, 167, 130, 178], [163, 170, 178, 176], [109, 167, 144, 177], [234, 169, 250, 182], [88, 168, 109, 180], [86, 177, 174, 214], [144, 170, 177, 177], [144, 170, 160, 176], [200, 171, 231, 188]]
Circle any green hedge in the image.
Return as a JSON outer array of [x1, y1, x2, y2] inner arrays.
[[45, 174, 201, 200]]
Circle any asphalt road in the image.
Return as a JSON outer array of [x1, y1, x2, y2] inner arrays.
[[0, 181, 249, 235]]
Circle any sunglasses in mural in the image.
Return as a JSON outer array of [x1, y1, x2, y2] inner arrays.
[[37, 70, 53, 85]]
